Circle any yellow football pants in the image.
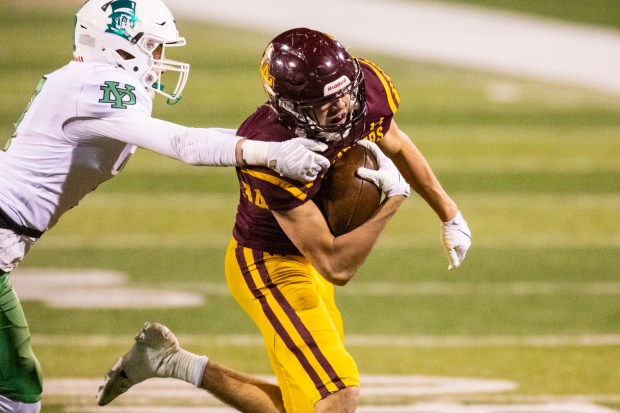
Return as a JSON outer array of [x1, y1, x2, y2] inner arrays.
[[225, 238, 359, 412]]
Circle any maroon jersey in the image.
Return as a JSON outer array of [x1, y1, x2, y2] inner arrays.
[[232, 59, 400, 255]]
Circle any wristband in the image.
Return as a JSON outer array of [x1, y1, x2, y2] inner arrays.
[[443, 210, 464, 225], [241, 140, 269, 166]]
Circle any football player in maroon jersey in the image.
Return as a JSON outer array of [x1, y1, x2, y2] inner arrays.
[[99, 27, 471, 413]]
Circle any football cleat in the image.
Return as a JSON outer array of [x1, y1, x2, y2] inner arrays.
[[97, 322, 180, 406]]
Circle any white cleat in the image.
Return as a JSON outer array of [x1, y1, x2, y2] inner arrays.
[[97, 322, 180, 406]]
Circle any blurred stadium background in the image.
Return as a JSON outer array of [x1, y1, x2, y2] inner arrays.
[[1, 0, 619, 412]]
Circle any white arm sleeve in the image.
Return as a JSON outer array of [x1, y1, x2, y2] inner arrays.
[[63, 113, 241, 166]]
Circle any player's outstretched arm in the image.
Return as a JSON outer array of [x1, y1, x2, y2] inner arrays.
[[64, 115, 329, 183]]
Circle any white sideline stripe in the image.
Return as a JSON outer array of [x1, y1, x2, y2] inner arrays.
[[31, 334, 620, 348], [166, 0, 620, 95]]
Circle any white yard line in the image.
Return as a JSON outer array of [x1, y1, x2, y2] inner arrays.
[[356, 404, 619, 413], [344, 334, 620, 347], [165, 0, 620, 95], [65, 406, 619, 413], [44, 377, 619, 413], [337, 281, 620, 296], [31, 334, 620, 348], [12, 268, 620, 308]]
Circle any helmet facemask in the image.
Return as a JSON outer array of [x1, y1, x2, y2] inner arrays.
[[288, 65, 364, 142], [270, 61, 365, 142], [138, 35, 189, 104]]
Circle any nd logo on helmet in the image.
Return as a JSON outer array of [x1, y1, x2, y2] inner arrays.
[[105, 0, 138, 40]]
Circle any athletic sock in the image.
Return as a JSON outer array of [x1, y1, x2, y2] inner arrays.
[[159, 349, 208, 387]]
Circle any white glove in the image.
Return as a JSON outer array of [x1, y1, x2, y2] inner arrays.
[[267, 138, 331, 182], [242, 138, 330, 182], [355, 140, 410, 198], [440, 210, 471, 270]]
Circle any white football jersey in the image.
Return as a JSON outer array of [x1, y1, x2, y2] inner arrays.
[[0, 61, 153, 233]]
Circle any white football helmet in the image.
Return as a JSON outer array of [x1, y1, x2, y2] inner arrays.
[[74, 0, 189, 104]]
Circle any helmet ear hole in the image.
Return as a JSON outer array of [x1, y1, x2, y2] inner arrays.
[[116, 49, 135, 60], [144, 73, 157, 84]]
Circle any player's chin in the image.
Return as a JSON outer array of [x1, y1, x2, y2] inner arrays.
[[327, 113, 346, 125]]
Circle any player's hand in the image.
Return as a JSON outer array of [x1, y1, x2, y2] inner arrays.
[[267, 138, 330, 182], [440, 211, 471, 270], [355, 140, 410, 198]]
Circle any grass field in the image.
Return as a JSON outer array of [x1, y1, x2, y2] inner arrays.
[[439, 0, 620, 29], [1, 2, 619, 412]]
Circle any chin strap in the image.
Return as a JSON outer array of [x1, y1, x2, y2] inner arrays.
[[166, 96, 182, 105], [152, 82, 182, 105]]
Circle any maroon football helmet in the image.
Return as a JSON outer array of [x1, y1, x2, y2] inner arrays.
[[260, 28, 366, 141]]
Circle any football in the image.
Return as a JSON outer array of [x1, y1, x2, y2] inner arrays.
[[316, 143, 382, 236]]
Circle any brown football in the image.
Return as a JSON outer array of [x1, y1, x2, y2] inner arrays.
[[316, 144, 382, 236]]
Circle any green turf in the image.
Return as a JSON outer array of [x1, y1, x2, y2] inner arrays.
[[1, 2, 619, 412], [436, 0, 620, 30]]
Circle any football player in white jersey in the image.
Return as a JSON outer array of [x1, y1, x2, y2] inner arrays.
[[0, 1, 330, 411]]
